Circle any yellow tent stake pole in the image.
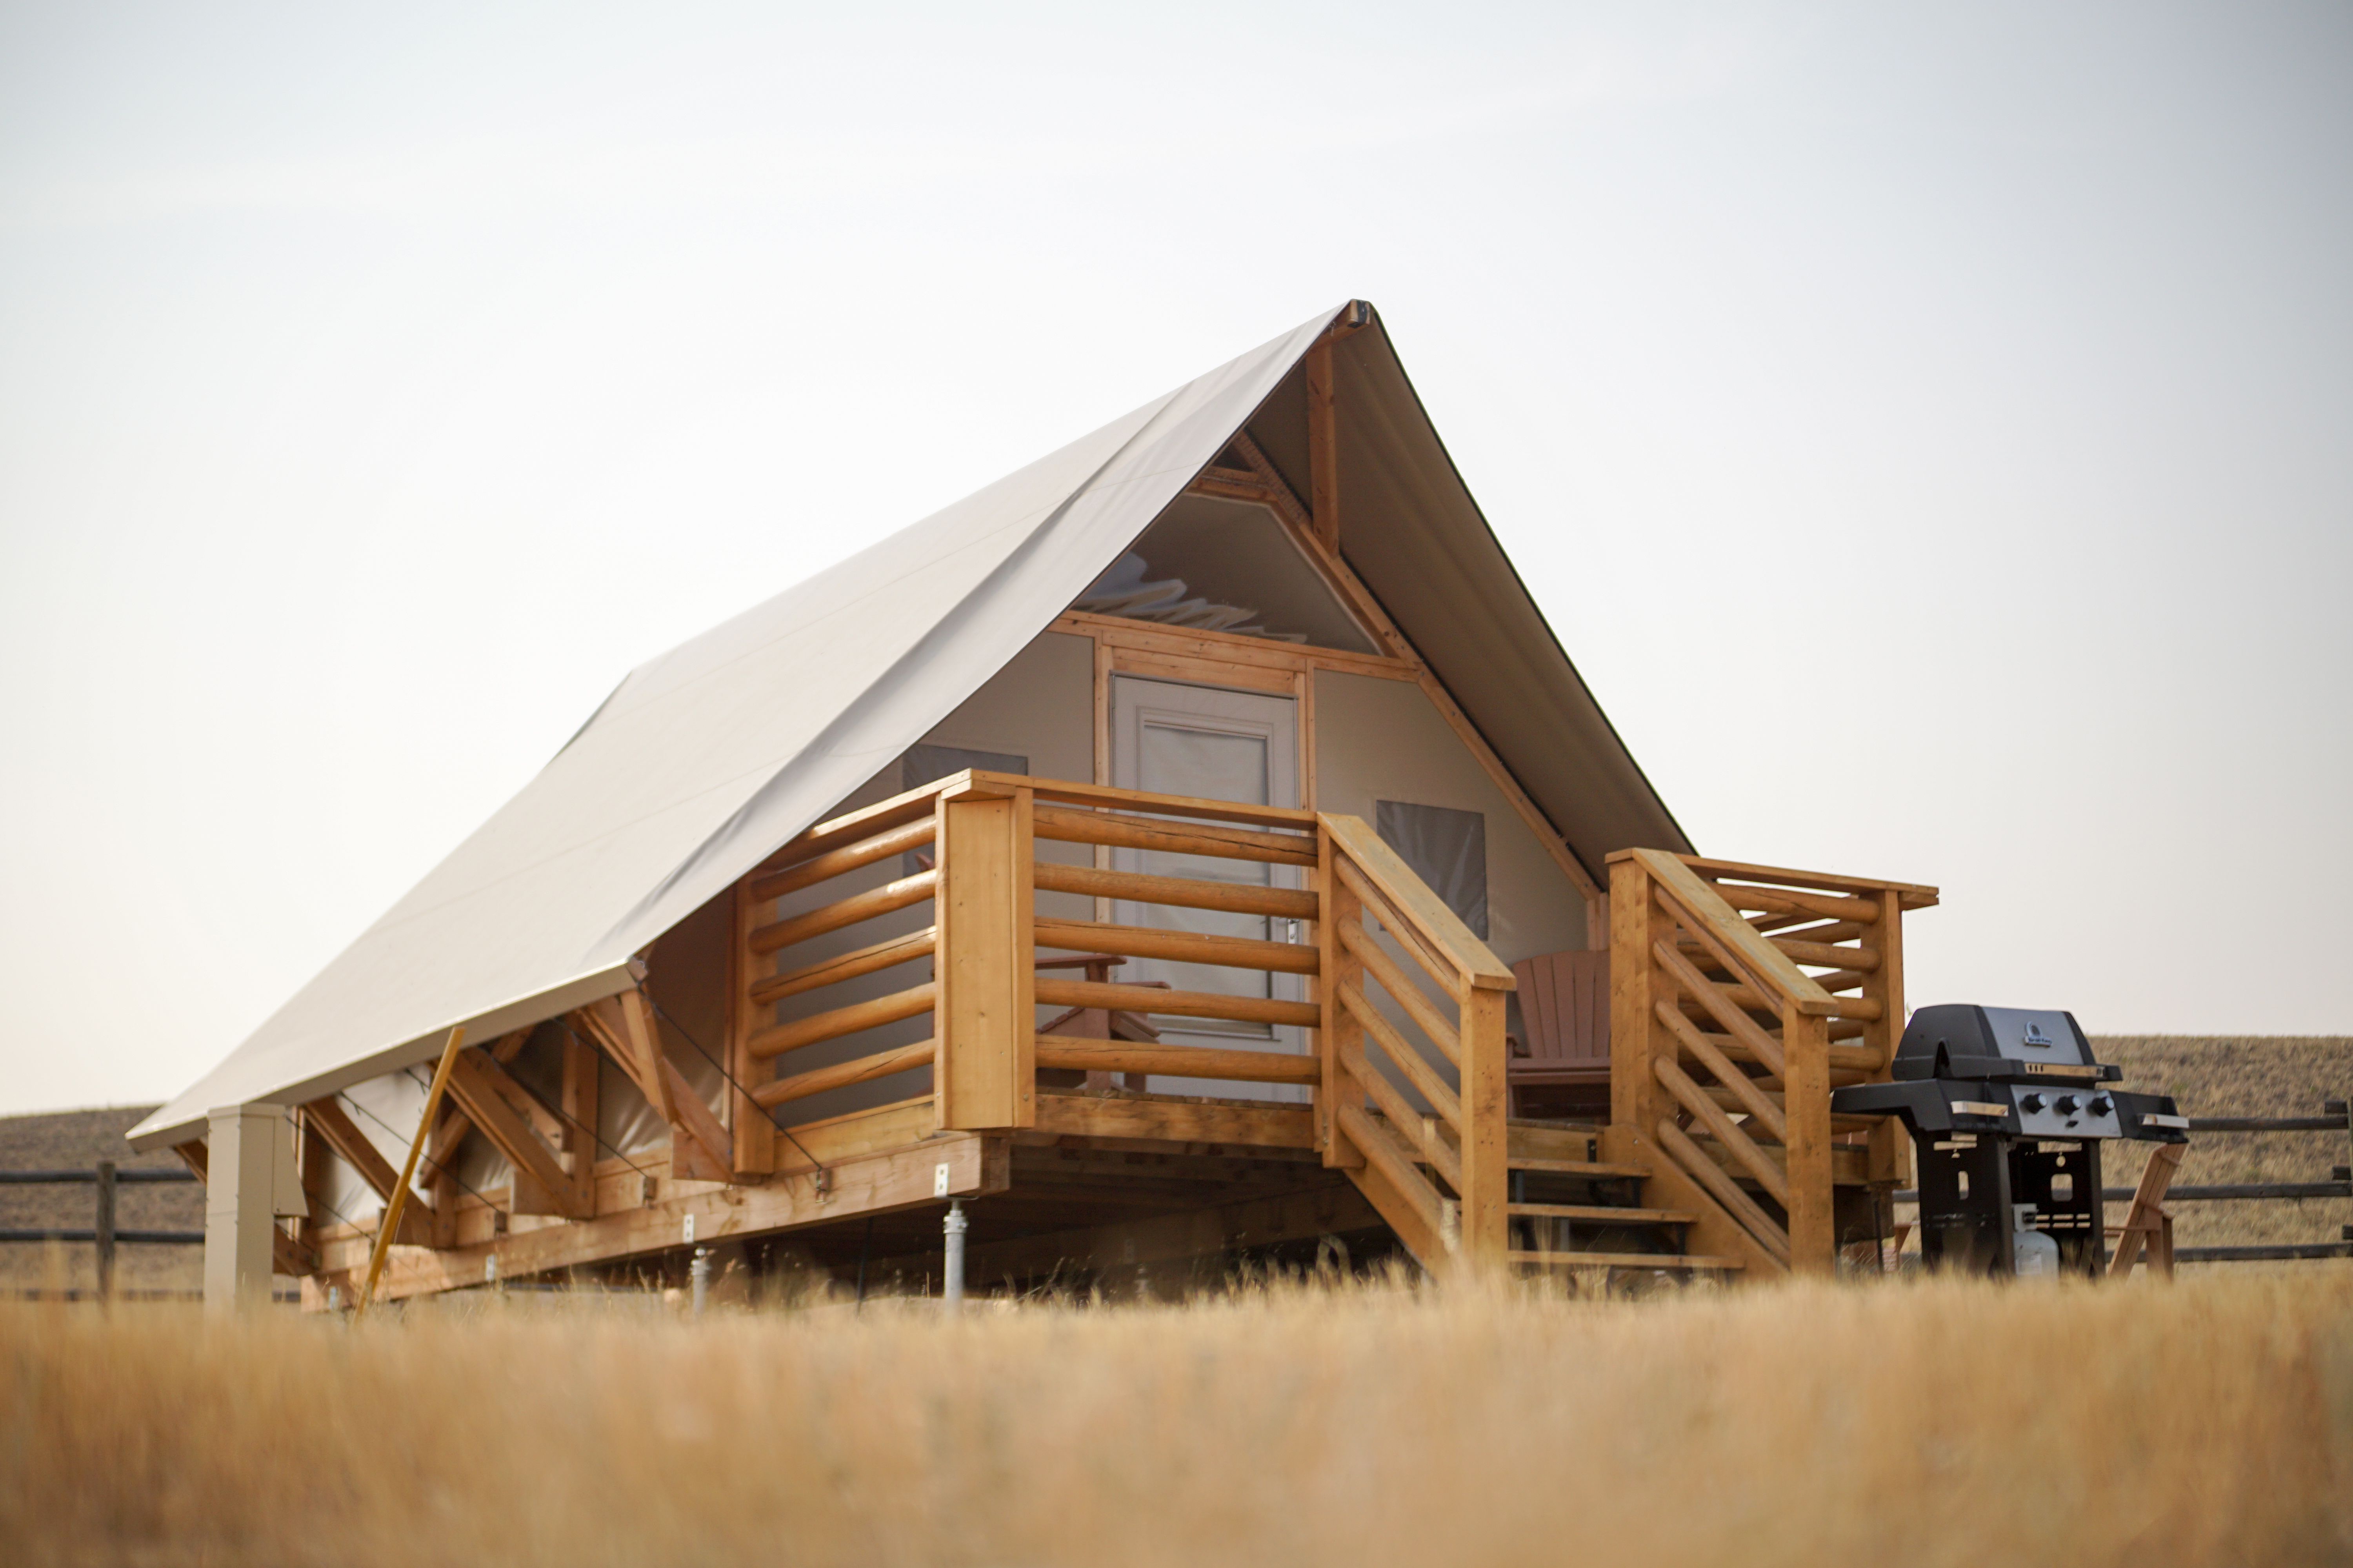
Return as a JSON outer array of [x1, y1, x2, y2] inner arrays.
[[353, 1025, 466, 1318]]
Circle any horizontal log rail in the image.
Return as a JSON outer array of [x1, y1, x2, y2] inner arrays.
[[1684, 854, 1938, 905], [1336, 1043, 1465, 1191], [1034, 976, 1319, 1030], [1319, 812, 1512, 1270], [1337, 920, 1463, 1066], [750, 927, 936, 1007], [1033, 916, 1318, 976], [1718, 934, 1880, 970], [1034, 861, 1319, 920], [1654, 999, 1788, 1143], [1335, 981, 1462, 1130], [747, 981, 935, 1059], [1034, 1039, 1318, 1085], [1655, 1118, 1791, 1266], [752, 1039, 936, 1109], [1655, 936, 1786, 1078], [749, 871, 936, 955], [1336, 1099, 1449, 1246], [1031, 803, 1317, 866], [1024, 776, 1317, 831], [1654, 1056, 1791, 1205], [748, 817, 936, 905]]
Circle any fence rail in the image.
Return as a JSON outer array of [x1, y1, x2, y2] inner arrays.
[[0, 1163, 204, 1295]]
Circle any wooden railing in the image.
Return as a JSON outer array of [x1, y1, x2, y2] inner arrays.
[[1607, 849, 1934, 1274], [1317, 814, 1515, 1269], [727, 772, 1330, 1174]]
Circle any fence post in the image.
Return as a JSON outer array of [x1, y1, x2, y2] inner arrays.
[[94, 1160, 116, 1301], [934, 779, 1035, 1130]]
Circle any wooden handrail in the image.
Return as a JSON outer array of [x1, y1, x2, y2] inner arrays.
[[1676, 853, 1939, 907], [1319, 814, 1513, 989], [1635, 849, 1838, 1016]]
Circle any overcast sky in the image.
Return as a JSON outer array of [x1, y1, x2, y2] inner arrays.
[[2, 3, 2347, 1115]]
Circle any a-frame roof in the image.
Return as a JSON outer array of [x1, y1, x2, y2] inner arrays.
[[130, 302, 1686, 1150]]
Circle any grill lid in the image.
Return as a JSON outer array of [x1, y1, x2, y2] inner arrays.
[[1894, 1004, 2116, 1083]]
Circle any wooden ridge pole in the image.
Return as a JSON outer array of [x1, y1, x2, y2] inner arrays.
[[354, 1025, 466, 1317]]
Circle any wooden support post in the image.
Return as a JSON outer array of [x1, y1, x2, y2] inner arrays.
[[1456, 987, 1510, 1270], [1781, 1007, 1836, 1274], [203, 1103, 286, 1314], [1861, 885, 1909, 1188], [1305, 338, 1338, 552], [1608, 857, 1662, 1137], [729, 877, 775, 1177], [1318, 825, 1366, 1168], [935, 783, 1036, 1130], [444, 1047, 589, 1219], [561, 1027, 600, 1216]]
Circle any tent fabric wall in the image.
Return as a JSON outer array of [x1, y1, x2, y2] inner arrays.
[[130, 302, 1685, 1153]]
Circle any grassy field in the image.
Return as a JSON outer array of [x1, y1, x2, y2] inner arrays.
[[4, 1270, 2349, 1566]]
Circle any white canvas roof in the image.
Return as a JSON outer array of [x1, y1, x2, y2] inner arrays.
[[131, 302, 1685, 1151]]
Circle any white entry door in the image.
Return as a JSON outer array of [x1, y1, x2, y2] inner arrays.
[[1109, 677, 1308, 1102]]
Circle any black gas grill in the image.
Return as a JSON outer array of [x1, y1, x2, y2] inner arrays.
[[1831, 1005, 2188, 1276]]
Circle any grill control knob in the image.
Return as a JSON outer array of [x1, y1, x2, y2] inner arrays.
[[2090, 1096, 2112, 1116], [2055, 1095, 2080, 1115], [2020, 1094, 2046, 1113]]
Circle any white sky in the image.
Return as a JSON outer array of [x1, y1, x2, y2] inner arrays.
[[2, 3, 2347, 1115]]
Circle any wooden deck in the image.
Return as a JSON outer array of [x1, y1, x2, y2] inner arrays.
[[290, 773, 1937, 1305]]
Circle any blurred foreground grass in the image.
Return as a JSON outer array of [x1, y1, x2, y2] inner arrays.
[[7, 1269, 2351, 1567]]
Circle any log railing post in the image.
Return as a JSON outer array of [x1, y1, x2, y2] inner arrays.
[[1608, 856, 1663, 1138], [1317, 824, 1366, 1170], [1455, 985, 1510, 1268], [934, 778, 1036, 1131], [1781, 1005, 1836, 1273]]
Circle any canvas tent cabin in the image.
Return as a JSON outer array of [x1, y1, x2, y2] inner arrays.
[[132, 301, 1936, 1309]]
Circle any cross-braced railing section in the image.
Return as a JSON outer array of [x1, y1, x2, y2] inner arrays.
[[1608, 849, 1935, 1274], [1317, 814, 1516, 1269], [728, 772, 1337, 1172]]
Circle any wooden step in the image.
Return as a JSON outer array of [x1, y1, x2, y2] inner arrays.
[[1508, 1203, 1694, 1225], [1508, 1157, 1649, 1178], [1508, 1251, 1745, 1271]]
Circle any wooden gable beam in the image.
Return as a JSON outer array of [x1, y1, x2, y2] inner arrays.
[[1182, 433, 1608, 912]]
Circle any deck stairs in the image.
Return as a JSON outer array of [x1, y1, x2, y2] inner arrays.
[[1323, 838, 1936, 1283]]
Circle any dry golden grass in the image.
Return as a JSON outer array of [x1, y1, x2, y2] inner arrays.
[[4, 1270, 2349, 1567]]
